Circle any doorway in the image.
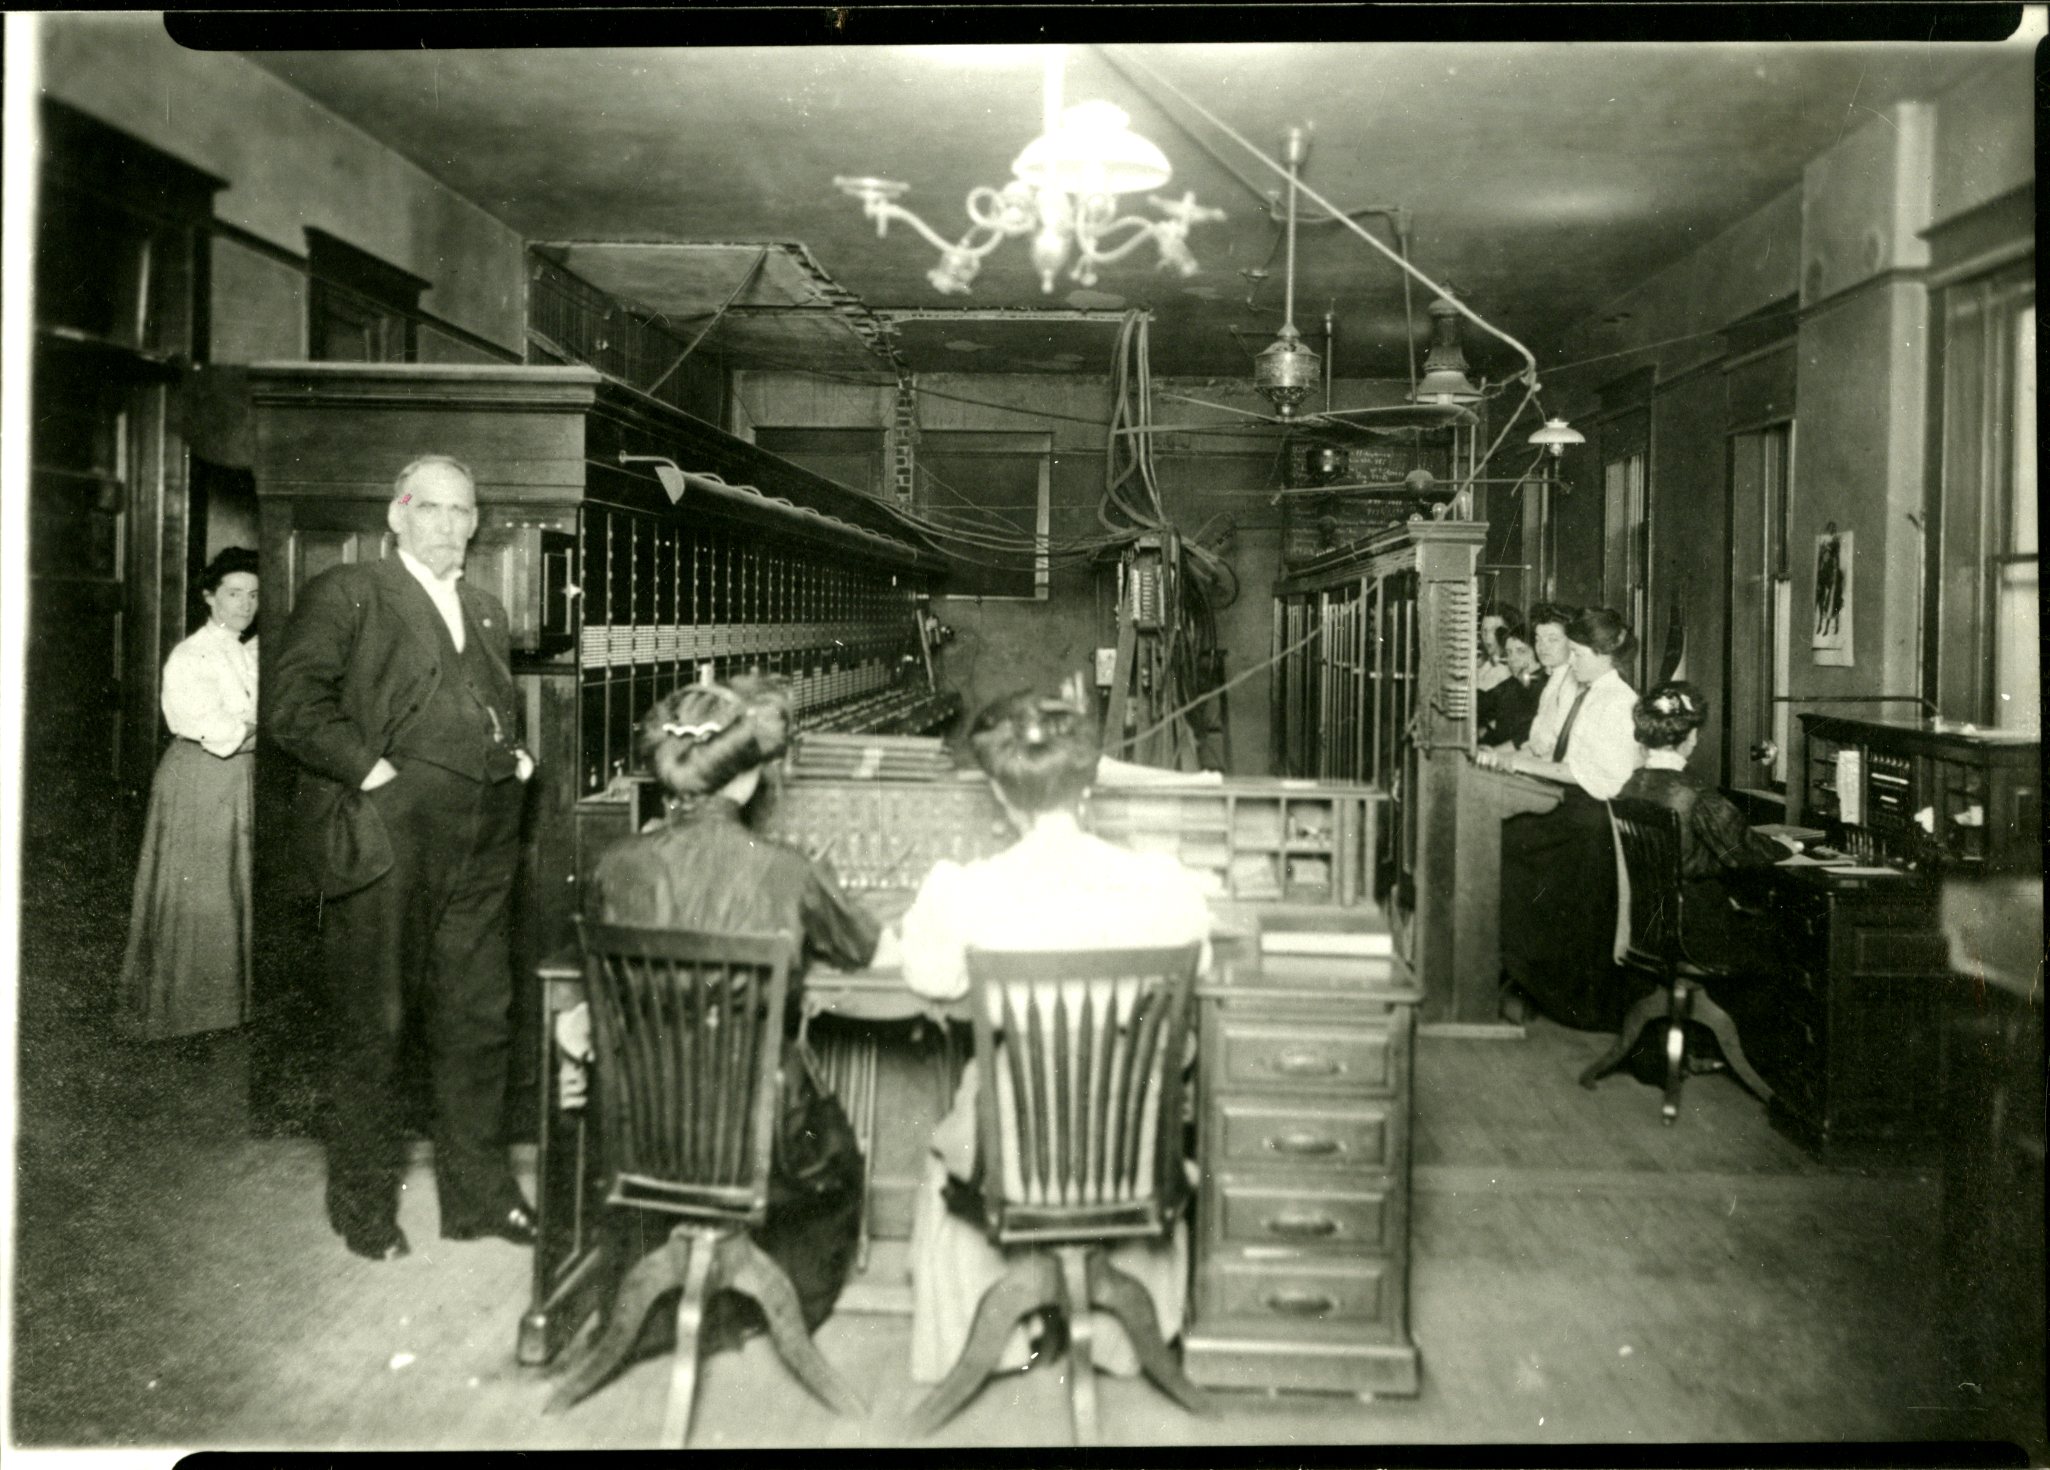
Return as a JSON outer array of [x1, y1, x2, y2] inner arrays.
[[1726, 422, 1795, 789]]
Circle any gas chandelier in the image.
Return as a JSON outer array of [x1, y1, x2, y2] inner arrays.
[[835, 46, 1224, 296]]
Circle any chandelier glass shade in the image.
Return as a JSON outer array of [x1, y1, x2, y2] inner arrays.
[[836, 51, 1222, 295], [1527, 417, 1587, 456]]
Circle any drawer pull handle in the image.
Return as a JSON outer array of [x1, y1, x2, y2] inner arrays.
[[1265, 1132, 1342, 1156], [1272, 1051, 1340, 1076], [1264, 1213, 1339, 1238], [1264, 1290, 1337, 1317]]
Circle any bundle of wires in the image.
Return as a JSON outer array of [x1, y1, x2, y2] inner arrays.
[[1100, 310, 1239, 767]]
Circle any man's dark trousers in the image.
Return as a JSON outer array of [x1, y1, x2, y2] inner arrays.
[[323, 760, 524, 1240]]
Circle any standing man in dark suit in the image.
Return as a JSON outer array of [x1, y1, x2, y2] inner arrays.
[[268, 454, 537, 1261]]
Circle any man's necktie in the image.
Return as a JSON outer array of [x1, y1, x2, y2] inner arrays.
[[1551, 684, 1590, 762]]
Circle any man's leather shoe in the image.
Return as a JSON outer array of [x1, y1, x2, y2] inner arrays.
[[342, 1223, 411, 1262], [442, 1202, 538, 1246]]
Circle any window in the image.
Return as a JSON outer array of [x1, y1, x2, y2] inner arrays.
[[1592, 378, 1654, 684], [1992, 305, 2037, 733], [1932, 260, 2036, 731], [751, 427, 885, 498], [306, 228, 423, 363], [1602, 443, 1648, 683], [912, 430, 1052, 600]]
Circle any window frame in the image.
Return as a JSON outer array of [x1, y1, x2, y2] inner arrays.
[[305, 227, 425, 364], [912, 429, 1053, 602], [1929, 256, 2036, 729]]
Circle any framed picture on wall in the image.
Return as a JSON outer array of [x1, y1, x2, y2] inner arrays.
[[1811, 524, 1853, 666]]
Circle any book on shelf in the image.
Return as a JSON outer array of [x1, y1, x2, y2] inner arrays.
[[1259, 927, 1395, 958], [1257, 952, 1397, 983]]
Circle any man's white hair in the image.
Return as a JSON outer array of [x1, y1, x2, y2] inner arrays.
[[392, 454, 475, 503]]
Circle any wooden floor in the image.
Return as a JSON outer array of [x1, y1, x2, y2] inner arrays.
[[11, 826, 2038, 1457], [13, 971, 2031, 1456]]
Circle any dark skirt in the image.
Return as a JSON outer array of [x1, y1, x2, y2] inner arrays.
[[1680, 876, 1783, 976], [622, 1039, 864, 1358], [1500, 787, 1642, 1031]]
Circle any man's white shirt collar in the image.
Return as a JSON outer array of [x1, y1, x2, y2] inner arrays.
[[398, 548, 463, 589], [398, 549, 466, 650]]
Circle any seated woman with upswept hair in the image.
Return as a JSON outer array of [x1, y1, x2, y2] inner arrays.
[[583, 673, 879, 1356], [1618, 680, 1798, 970], [899, 689, 1211, 1384]]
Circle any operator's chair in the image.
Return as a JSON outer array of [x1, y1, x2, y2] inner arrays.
[[1580, 798, 1777, 1124], [905, 942, 1214, 1444], [545, 920, 865, 1445]]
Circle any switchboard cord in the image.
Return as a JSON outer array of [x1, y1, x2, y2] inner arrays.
[[1119, 616, 1326, 753]]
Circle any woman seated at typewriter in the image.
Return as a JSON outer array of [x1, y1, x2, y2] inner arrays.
[[1619, 681, 1799, 969], [899, 687, 1211, 1384], [581, 673, 879, 1357]]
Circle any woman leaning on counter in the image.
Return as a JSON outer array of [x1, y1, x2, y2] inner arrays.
[[1476, 606, 1643, 1031], [118, 548, 262, 1042]]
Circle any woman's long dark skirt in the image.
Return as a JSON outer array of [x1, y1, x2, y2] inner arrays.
[[616, 1040, 864, 1358], [1500, 788, 1643, 1031]]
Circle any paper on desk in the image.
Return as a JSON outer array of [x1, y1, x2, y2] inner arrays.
[[1775, 852, 1856, 867], [1835, 749, 1863, 825], [1096, 756, 1225, 787], [1754, 823, 1826, 843]]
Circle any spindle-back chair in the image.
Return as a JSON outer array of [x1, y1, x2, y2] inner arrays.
[[906, 941, 1212, 1444], [544, 919, 864, 1444]]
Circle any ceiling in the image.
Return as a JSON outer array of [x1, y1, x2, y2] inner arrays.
[[253, 42, 2000, 381]]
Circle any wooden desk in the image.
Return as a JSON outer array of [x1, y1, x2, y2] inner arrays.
[[1733, 863, 1952, 1159], [519, 920, 1423, 1401]]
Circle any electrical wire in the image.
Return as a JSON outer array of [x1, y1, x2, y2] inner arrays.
[[1118, 614, 1325, 752]]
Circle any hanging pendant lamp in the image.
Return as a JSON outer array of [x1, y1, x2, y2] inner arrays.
[[1252, 127, 1321, 418]]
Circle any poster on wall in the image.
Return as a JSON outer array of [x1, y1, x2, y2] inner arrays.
[[1811, 524, 1853, 666]]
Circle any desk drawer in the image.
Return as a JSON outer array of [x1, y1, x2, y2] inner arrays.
[[1211, 1099, 1397, 1173], [1215, 1179, 1395, 1253], [1213, 1017, 1396, 1096], [1201, 1255, 1397, 1338]]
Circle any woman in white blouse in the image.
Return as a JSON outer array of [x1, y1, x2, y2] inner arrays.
[[117, 548, 261, 1041], [898, 689, 1210, 1388], [1476, 606, 1642, 799], [1479, 607, 1646, 1030]]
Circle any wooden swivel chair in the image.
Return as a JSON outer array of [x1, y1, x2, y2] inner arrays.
[[905, 942, 1214, 1444], [545, 920, 865, 1445], [1580, 798, 1777, 1124]]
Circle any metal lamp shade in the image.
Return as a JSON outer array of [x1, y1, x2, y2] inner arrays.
[[1254, 330, 1321, 417], [1528, 417, 1586, 455], [1412, 297, 1482, 405]]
